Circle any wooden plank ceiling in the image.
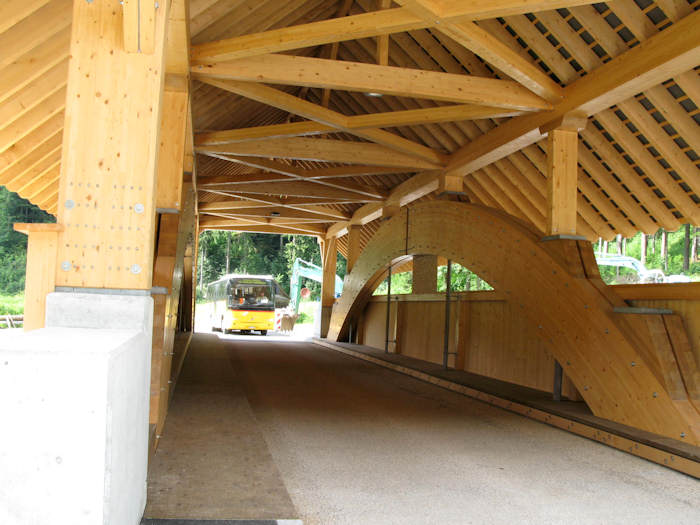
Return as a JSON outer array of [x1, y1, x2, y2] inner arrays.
[[1, 0, 698, 254]]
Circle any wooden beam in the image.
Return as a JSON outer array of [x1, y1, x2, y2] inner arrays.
[[197, 137, 440, 169], [326, 170, 442, 238], [122, 0, 156, 54], [195, 104, 523, 145], [444, 9, 700, 177], [13, 223, 62, 331], [346, 224, 362, 273], [199, 217, 325, 235], [320, 235, 338, 337], [196, 78, 445, 165], [209, 155, 388, 199], [192, 54, 552, 111], [0, 1, 52, 35], [198, 179, 383, 201], [546, 129, 579, 235], [377, 0, 392, 66], [155, 87, 189, 210], [55, 0, 170, 289], [395, 0, 563, 102], [190, 1, 601, 63], [0, 27, 71, 107], [200, 205, 345, 221]]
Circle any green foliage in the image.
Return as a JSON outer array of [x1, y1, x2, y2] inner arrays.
[[595, 227, 700, 284], [0, 293, 24, 315], [296, 300, 318, 324], [438, 262, 493, 292], [196, 232, 326, 300], [373, 271, 413, 295], [0, 188, 54, 295]]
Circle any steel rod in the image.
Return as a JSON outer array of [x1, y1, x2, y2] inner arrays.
[[443, 259, 452, 369], [384, 263, 392, 354]]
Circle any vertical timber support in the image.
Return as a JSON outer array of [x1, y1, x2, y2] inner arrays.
[[346, 224, 362, 274], [540, 112, 587, 237], [412, 254, 437, 294], [320, 235, 337, 338], [56, 0, 169, 289], [13, 223, 63, 331]]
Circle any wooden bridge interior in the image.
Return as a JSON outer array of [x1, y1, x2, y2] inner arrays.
[[1, 0, 699, 477]]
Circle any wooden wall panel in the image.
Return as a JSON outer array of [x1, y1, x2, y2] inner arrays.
[[361, 300, 397, 352], [363, 294, 580, 399], [629, 299, 699, 367]]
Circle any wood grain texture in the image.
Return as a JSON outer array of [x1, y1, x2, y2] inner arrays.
[[328, 201, 699, 444]]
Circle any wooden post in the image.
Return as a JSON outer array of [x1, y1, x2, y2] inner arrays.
[[412, 254, 437, 294], [13, 223, 63, 331], [320, 235, 337, 338], [540, 112, 587, 236], [376, 0, 392, 66], [55, 0, 170, 290], [346, 224, 362, 274]]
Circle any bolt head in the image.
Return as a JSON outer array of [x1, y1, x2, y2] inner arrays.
[[130, 264, 141, 274], [134, 203, 145, 214], [61, 261, 71, 272], [64, 199, 75, 209]]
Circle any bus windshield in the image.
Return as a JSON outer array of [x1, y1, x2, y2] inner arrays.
[[227, 278, 274, 310]]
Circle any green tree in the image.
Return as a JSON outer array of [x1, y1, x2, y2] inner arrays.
[[0, 188, 54, 295]]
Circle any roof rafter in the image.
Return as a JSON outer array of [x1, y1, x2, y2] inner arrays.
[[395, 0, 563, 102], [197, 137, 440, 169], [196, 103, 523, 145], [193, 54, 553, 111], [190, 0, 602, 62], [443, 9, 700, 183], [196, 77, 446, 165]]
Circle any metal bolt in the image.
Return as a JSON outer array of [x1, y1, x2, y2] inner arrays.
[[584, 386, 589, 391], [61, 261, 71, 272], [155, 1, 159, 7], [630, 361, 636, 367], [680, 432, 686, 438], [134, 203, 145, 214], [65, 199, 75, 209], [130, 264, 141, 274], [652, 392, 658, 398]]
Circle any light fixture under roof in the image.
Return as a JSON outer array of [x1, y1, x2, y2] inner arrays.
[[364, 92, 384, 98], [270, 211, 281, 217]]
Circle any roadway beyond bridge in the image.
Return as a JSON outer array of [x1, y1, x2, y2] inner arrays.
[[144, 334, 699, 525]]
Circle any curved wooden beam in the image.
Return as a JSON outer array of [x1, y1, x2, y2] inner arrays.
[[327, 201, 699, 444]]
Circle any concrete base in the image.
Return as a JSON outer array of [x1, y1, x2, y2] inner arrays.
[[0, 292, 153, 525]]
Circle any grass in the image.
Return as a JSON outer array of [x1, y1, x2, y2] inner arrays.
[[0, 293, 24, 316], [296, 300, 318, 325]]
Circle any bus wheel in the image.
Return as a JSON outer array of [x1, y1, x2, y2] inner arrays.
[[260, 330, 268, 336]]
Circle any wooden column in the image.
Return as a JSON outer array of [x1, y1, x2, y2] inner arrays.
[[55, 0, 170, 290], [540, 113, 587, 236], [13, 224, 63, 331], [412, 254, 437, 294], [346, 224, 362, 274], [320, 235, 337, 338]]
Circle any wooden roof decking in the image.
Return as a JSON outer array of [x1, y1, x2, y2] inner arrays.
[[1, 0, 698, 246]]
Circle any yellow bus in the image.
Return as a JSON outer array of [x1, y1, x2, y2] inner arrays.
[[205, 274, 289, 335]]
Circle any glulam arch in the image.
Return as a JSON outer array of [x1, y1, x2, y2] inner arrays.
[[328, 201, 699, 444]]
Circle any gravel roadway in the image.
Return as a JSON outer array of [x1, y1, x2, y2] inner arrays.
[[223, 335, 700, 525]]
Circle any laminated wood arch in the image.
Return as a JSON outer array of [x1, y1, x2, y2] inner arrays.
[[327, 201, 699, 444]]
